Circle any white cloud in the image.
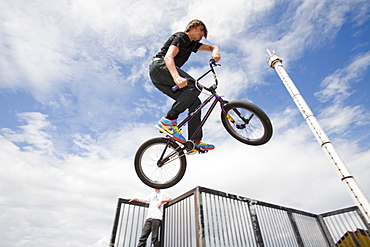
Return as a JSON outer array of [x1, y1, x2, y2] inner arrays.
[[316, 51, 370, 103], [314, 51, 370, 137], [263, 0, 367, 65], [1, 112, 55, 155], [318, 104, 370, 136], [0, 114, 150, 247]]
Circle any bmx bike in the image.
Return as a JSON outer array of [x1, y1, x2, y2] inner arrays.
[[135, 59, 273, 189]]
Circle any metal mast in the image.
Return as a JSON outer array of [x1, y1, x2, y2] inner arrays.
[[266, 50, 370, 225]]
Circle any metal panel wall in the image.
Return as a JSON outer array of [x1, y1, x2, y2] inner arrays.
[[321, 206, 370, 246], [201, 191, 256, 247], [110, 199, 150, 247], [294, 212, 331, 247], [162, 193, 197, 247], [255, 205, 300, 246], [110, 187, 369, 247]]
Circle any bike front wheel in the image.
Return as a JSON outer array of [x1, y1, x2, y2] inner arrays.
[[221, 100, 273, 145], [134, 137, 187, 189]]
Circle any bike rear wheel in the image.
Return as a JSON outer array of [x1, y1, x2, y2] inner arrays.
[[221, 100, 273, 145], [134, 137, 187, 189]]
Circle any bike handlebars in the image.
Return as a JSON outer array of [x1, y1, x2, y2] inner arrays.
[[172, 59, 220, 92]]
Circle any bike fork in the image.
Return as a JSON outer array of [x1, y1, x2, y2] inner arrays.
[[221, 101, 253, 128]]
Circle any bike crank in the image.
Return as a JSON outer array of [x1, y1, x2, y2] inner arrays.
[[184, 140, 195, 150]]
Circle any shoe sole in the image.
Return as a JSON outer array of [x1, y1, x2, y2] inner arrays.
[[195, 147, 215, 151]]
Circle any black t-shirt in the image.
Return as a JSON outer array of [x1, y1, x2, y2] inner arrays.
[[154, 32, 202, 68]]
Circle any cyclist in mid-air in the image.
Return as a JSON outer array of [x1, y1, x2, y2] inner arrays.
[[149, 19, 221, 152]]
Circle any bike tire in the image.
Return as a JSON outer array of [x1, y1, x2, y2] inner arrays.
[[134, 137, 187, 189], [221, 100, 273, 145]]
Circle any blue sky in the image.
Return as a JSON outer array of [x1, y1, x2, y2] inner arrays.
[[1, 0, 370, 246]]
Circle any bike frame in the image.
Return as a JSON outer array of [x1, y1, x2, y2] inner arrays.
[[174, 61, 229, 144]]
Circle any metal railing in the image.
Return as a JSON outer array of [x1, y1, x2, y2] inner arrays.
[[110, 186, 370, 247], [320, 206, 370, 246], [110, 199, 150, 247]]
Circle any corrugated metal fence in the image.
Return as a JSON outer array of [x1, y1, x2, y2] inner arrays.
[[110, 186, 370, 247]]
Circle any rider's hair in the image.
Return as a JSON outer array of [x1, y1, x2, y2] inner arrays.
[[184, 19, 208, 39]]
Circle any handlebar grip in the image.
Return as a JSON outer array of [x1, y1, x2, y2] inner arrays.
[[172, 77, 197, 91], [172, 78, 194, 91]]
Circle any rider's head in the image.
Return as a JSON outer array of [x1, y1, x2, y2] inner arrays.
[[185, 19, 208, 39]]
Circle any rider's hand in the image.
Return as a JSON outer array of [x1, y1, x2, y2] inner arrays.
[[174, 77, 188, 89], [212, 49, 221, 62], [212, 54, 221, 62]]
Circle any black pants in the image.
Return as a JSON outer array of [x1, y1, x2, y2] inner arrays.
[[149, 60, 203, 141], [137, 218, 161, 247]]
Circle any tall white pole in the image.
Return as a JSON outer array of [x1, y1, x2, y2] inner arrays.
[[267, 50, 370, 225]]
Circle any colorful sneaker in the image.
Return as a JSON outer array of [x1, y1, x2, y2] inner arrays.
[[155, 117, 186, 143], [187, 141, 215, 155], [195, 141, 215, 151]]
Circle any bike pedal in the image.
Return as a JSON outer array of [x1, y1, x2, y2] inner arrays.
[[186, 148, 208, 155]]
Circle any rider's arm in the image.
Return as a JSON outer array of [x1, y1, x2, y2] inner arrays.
[[199, 44, 221, 62], [164, 45, 188, 88]]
